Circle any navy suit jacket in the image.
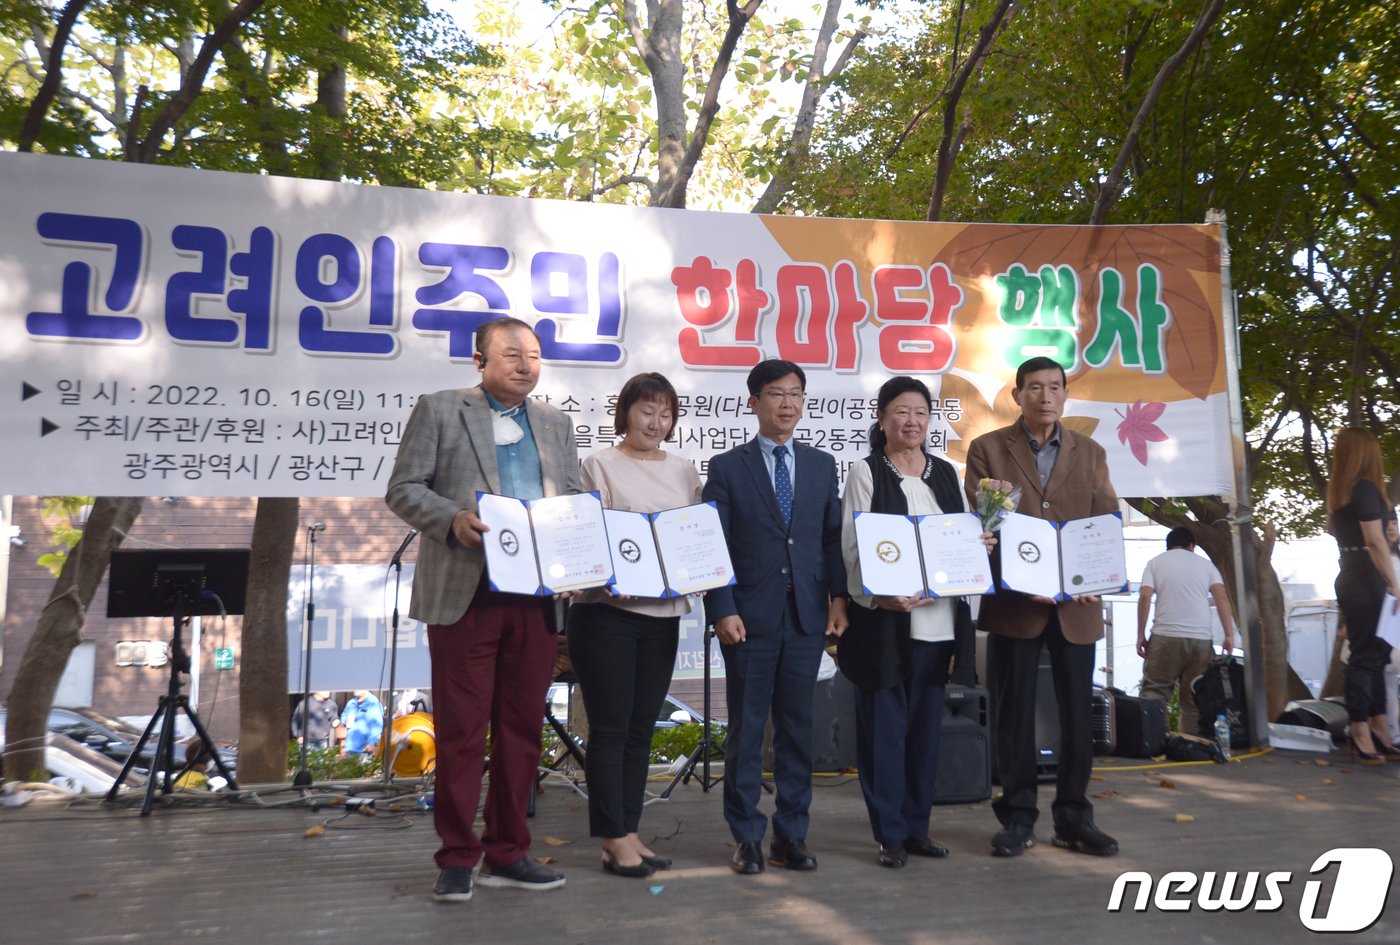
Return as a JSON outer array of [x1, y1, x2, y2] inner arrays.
[[702, 438, 846, 635]]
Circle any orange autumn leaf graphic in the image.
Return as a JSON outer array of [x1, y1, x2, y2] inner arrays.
[[937, 225, 1223, 402]]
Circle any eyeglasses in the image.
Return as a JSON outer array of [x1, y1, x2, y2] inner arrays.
[[760, 389, 805, 403]]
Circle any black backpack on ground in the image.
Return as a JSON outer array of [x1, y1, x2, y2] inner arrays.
[[1191, 655, 1249, 749]]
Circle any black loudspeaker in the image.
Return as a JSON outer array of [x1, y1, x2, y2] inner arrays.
[[983, 644, 1060, 784], [1091, 687, 1117, 755], [933, 686, 991, 805], [765, 672, 858, 773], [811, 672, 858, 772], [1031, 651, 1060, 781], [1107, 687, 1167, 757]]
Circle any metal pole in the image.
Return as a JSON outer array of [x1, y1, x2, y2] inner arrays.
[[188, 616, 201, 712], [292, 525, 321, 786], [1210, 209, 1269, 747], [382, 528, 417, 784]]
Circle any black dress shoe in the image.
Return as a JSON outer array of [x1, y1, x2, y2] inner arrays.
[[1372, 740, 1400, 762], [903, 836, 950, 858], [878, 844, 908, 868], [1052, 822, 1119, 857], [730, 841, 765, 875], [990, 824, 1035, 857], [640, 854, 672, 870], [770, 836, 818, 871], [602, 852, 655, 878]]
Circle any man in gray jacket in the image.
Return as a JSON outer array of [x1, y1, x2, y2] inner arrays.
[[387, 316, 580, 902]]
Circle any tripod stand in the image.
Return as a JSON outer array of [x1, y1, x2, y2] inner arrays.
[[659, 627, 723, 798], [106, 585, 238, 814], [106, 549, 248, 815]]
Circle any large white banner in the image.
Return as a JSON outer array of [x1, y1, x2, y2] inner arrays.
[[0, 153, 1235, 498]]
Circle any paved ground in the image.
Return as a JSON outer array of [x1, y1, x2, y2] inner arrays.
[[1, 749, 1397, 945]]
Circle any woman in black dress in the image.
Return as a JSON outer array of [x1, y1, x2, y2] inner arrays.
[[1326, 427, 1400, 763]]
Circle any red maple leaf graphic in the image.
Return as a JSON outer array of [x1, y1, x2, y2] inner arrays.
[[1115, 400, 1168, 466]]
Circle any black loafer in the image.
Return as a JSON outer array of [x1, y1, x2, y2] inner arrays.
[[1052, 823, 1119, 857], [770, 836, 818, 871], [730, 841, 765, 875], [990, 824, 1035, 857], [602, 852, 655, 878], [903, 836, 950, 858], [878, 844, 908, 868]]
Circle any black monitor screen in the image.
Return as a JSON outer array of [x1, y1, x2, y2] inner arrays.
[[107, 548, 250, 618]]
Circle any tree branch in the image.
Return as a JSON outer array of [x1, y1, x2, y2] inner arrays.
[[1090, 0, 1225, 225], [133, 0, 272, 164], [586, 174, 657, 200], [926, 0, 1015, 221], [753, 0, 877, 213], [616, 0, 655, 66], [17, 0, 92, 152]]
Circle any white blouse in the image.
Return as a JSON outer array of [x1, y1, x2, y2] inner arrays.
[[840, 458, 959, 643]]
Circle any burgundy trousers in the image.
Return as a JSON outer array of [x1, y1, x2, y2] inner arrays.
[[427, 583, 556, 870]]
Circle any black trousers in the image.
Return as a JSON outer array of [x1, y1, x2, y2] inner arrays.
[[566, 603, 680, 839], [1336, 569, 1394, 722], [988, 612, 1096, 832], [1346, 637, 1393, 722]]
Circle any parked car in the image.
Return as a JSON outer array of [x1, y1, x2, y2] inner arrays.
[[0, 705, 236, 777], [37, 732, 145, 794], [0, 705, 145, 768]]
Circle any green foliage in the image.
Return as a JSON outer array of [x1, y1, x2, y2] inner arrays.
[[34, 496, 94, 577], [648, 721, 726, 764], [789, 0, 1400, 535], [287, 742, 383, 780], [0, 0, 512, 188]]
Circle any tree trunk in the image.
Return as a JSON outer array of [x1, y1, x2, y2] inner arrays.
[[1130, 496, 1303, 724], [618, 0, 686, 206], [3, 497, 144, 783], [236, 498, 299, 783], [311, 25, 349, 181]]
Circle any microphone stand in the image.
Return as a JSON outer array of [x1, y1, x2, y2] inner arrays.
[[292, 524, 322, 788], [382, 527, 418, 785]]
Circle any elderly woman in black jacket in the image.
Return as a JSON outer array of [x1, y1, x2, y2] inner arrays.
[[838, 375, 994, 867]]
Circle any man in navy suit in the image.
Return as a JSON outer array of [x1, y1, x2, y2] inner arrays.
[[703, 359, 849, 874]]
